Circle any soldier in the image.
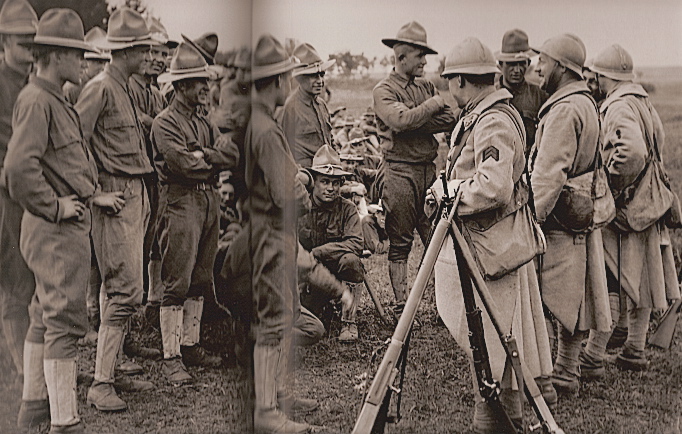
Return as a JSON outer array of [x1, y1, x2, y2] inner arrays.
[[362, 202, 389, 255], [495, 29, 548, 155], [580, 45, 679, 376], [248, 34, 315, 433], [5, 9, 123, 432], [374, 21, 456, 317], [582, 60, 606, 105], [434, 37, 554, 432], [151, 41, 237, 385], [0, 0, 37, 392], [281, 42, 336, 167], [530, 34, 611, 395], [63, 26, 110, 105], [298, 145, 364, 342], [75, 7, 158, 412]]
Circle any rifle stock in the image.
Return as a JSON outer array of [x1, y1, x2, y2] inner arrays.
[[649, 297, 682, 349]]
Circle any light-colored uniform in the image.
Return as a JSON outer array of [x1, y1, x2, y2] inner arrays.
[[434, 88, 552, 383]]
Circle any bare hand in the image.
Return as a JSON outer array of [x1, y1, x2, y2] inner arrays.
[[93, 191, 125, 214], [58, 194, 86, 221]]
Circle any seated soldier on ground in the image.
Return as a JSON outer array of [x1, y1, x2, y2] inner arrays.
[[358, 107, 381, 152], [298, 145, 365, 342], [362, 202, 389, 255], [334, 115, 355, 146], [340, 151, 378, 200], [342, 127, 382, 162]]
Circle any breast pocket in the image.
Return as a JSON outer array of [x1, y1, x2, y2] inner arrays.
[[102, 115, 140, 157], [52, 130, 90, 180]]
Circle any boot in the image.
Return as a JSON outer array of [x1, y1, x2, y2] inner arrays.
[[17, 341, 50, 429], [551, 365, 579, 395], [44, 358, 81, 432], [180, 297, 221, 367], [534, 376, 557, 411], [277, 391, 319, 416], [253, 344, 310, 434], [616, 306, 650, 371], [113, 375, 155, 393], [123, 335, 162, 360], [116, 359, 144, 376], [161, 305, 192, 386], [389, 260, 408, 318], [338, 322, 358, 343], [551, 325, 583, 395], [87, 325, 127, 411], [579, 351, 605, 381], [49, 421, 84, 433], [471, 393, 519, 434], [339, 282, 360, 342], [615, 347, 649, 371]]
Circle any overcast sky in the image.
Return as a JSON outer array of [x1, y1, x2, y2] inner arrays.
[[139, 0, 681, 67]]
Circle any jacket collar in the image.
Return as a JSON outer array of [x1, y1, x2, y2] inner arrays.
[[296, 86, 315, 107], [389, 69, 414, 89], [30, 75, 68, 103], [539, 80, 590, 118], [600, 81, 647, 114], [104, 63, 129, 90], [170, 96, 195, 119]]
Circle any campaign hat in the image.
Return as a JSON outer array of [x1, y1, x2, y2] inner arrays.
[[21, 8, 95, 52], [382, 21, 437, 55], [496, 29, 533, 62], [308, 145, 351, 177], [182, 32, 218, 64], [251, 33, 297, 81], [157, 41, 222, 84], [292, 43, 335, 77], [96, 7, 158, 51], [83, 26, 111, 60], [0, 0, 37, 35]]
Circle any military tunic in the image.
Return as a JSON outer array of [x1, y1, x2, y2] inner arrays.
[[497, 76, 548, 154], [281, 86, 333, 167]]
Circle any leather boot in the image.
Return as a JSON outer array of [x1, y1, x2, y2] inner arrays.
[[87, 325, 127, 411], [180, 297, 221, 367], [471, 394, 519, 434], [49, 421, 84, 433], [44, 359, 81, 432], [277, 391, 319, 416], [123, 334, 162, 360], [113, 375, 155, 393], [253, 344, 310, 434], [161, 306, 192, 386], [17, 341, 50, 429], [339, 282, 360, 342], [389, 260, 407, 319]]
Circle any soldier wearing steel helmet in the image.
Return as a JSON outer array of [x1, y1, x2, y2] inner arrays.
[[431, 37, 554, 433], [529, 33, 611, 396], [579, 44, 679, 378]]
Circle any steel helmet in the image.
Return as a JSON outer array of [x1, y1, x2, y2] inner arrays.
[[589, 44, 634, 81], [441, 37, 499, 77], [532, 33, 585, 76]]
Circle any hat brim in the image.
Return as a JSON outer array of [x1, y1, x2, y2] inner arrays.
[[96, 37, 160, 51], [308, 166, 352, 177], [588, 65, 634, 81], [0, 24, 36, 35], [381, 38, 437, 55], [339, 154, 364, 161], [252, 58, 297, 81], [292, 59, 335, 77], [157, 65, 223, 84], [441, 64, 500, 77], [84, 51, 111, 61], [21, 36, 96, 52], [495, 50, 532, 62]]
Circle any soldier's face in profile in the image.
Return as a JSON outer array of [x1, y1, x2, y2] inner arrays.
[[500, 60, 528, 86], [297, 72, 325, 97], [312, 174, 342, 203], [60, 49, 85, 85], [536, 53, 560, 93], [401, 48, 427, 77], [583, 69, 605, 101]]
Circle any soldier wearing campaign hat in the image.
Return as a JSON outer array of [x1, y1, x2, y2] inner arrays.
[[281, 42, 336, 167], [4, 9, 124, 432], [496, 29, 548, 153], [530, 34, 611, 396], [63, 26, 110, 104], [151, 42, 237, 386], [0, 0, 37, 395], [75, 7, 160, 413], [374, 21, 457, 319]]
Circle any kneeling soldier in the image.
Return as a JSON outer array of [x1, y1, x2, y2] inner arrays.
[[298, 145, 364, 342]]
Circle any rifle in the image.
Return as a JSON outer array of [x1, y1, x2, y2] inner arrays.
[[649, 296, 682, 349], [363, 276, 393, 326], [353, 172, 564, 434]]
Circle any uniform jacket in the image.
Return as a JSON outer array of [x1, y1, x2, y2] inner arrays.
[[0, 60, 29, 168], [373, 69, 456, 164], [298, 195, 363, 265], [151, 98, 237, 186], [76, 64, 152, 177], [530, 80, 600, 224], [497, 76, 548, 152], [128, 73, 165, 131], [5, 76, 97, 222], [281, 86, 333, 166]]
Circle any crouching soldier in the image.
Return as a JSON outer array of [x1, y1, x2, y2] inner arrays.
[[363, 202, 389, 255], [298, 145, 364, 342], [6, 9, 124, 432], [151, 41, 239, 385]]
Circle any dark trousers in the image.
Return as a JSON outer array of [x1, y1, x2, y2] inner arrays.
[[382, 161, 435, 262]]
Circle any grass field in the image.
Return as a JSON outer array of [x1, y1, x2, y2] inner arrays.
[[1, 70, 682, 433]]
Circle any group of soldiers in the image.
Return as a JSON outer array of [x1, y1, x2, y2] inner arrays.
[[0, 0, 678, 433]]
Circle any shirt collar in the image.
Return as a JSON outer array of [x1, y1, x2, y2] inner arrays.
[[389, 69, 413, 89], [105, 63, 130, 90], [30, 75, 68, 103], [170, 96, 196, 119], [130, 72, 146, 87], [296, 86, 315, 107], [463, 87, 496, 115]]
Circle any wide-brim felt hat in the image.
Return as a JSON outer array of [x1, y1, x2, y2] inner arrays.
[[182, 33, 218, 64], [96, 7, 158, 51], [148, 17, 178, 49], [292, 43, 335, 77], [495, 29, 533, 62], [158, 41, 222, 84], [20, 8, 95, 52], [0, 0, 37, 35], [308, 145, 351, 177], [382, 21, 437, 55], [251, 34, 297, 81], [83, 26, 111, 60]]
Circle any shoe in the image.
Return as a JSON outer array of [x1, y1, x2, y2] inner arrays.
[[338, 323, 358, 342], [113, 375, 155, 393], [579, 352, 605, 381], [87, 381, 127, 412], [17, 399, 50, 429], [116, 359, 144, 376], [616, 349, 649, 371], [181, 345, 222, 368], [607, 326, 628, 350], [551, 367, 580, 395], [49, 421, 84, 433], [123, 339, 162, 360], [278, 392, 319, 416], [254, 408, 311, 434], [162, 357, 193, 386], [534, 376, 557, 411]]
